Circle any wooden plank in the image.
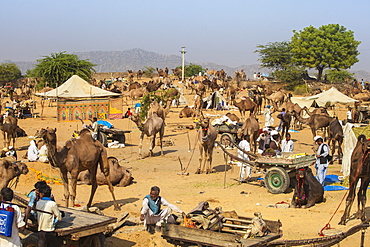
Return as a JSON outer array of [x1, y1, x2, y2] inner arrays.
[[162, 224, 241, 247], [222, 223, 251, 229]]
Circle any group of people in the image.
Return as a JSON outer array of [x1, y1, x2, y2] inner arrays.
[[27, 140, 48, 163], [0, 181, 62, 247]]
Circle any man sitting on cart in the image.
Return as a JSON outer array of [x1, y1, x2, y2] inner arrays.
[[140, 186, 186, 234]]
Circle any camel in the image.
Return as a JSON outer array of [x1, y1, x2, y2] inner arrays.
[[147, 101, 166, 123], [40, 128, 120, 210], [136, 70, 143, 80], [266, 91, 285, 107], [125, 88, 147, 100], [196, 118, 217, 174], [302, 106, 329, 116], [238, 115, 259, 153], [292, 111, 334, 138], [225, 113, 240, 122], [194, 94, 203, 117], [130, 112, 164, 158], [127, 82, 141, 91], [277, 112, 292, 138], [0, 159, 28, 190], [232, 98, 256, 120], [179, 106, 195, 118], [339, 135, 370, 225], [225, 86, 238, 105], [327, 119, 343, 164], [0, 115, 18, 148], [78, 157, 133, 187]]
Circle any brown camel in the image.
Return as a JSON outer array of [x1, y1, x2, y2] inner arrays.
[[277, 112, 292, 138], [194, 94, 203, 117], [327, 118, 343, 164], [302, 106, 329, 116], [292, 111, 334, 138], [196, 118, 217, 174], [0, 159, 28, 190], [232, 98, 256, 120], [0, 115, 18, 148], [239, 115, 259, 153], [130, 112, 164, 158], [179, 106, 195, 118], [225, 86, 238, 105], [78, 157, 133, 187], [40, 128, 120, 210], [266, 91, 285, 107], [147, 101, 166, 123], [225, 112, 240, 122], [339, 135, 370, 225]]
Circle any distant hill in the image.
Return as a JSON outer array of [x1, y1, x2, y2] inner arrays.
[[3, 48, 370, 81]]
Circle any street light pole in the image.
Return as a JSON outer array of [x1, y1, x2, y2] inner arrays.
[[180, 47, 186, 95]]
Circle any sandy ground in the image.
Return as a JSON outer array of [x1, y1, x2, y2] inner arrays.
[[8, 86, 370, 247]]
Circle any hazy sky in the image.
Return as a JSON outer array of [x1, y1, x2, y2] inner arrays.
[[1, 0, 369, 70]]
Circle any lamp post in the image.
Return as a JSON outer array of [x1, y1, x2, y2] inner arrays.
[[180, 47, 186, 95]]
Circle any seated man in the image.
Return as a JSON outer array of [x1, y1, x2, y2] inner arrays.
[[140, 186, 185, 234]]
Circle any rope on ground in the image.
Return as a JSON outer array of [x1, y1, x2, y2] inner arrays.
[[28, 167, 63, 185], [183, 130, 200, 173], [268, 223, 369, 246]]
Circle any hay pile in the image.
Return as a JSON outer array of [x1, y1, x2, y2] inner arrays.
[[352, 124, 370, 138]]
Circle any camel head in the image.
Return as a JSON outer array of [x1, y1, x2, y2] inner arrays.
[[39, 127, 57, 145], [15, 162, 29, 175]]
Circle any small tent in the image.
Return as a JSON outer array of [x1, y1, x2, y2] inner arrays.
[[202, 91, 227, 109], [292, 87, 357, 108], [35, 75, 123, 121]]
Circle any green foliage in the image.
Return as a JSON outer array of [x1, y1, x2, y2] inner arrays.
[[0, 63, 22, 82], [325, 69, 354, 83], [255, 41, 293, 71], [293, 84, 311, 95], [177, 64, 204, 77], [139, 88, 179, 121], [291, 24, 361, 80], [142, 66, 155, 78], [273, 67, 304, 89], [28, 52, 96, 88]]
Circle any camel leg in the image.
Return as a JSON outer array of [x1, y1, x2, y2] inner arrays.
[[206, 145, 214, 174], [339, 176, 360, 225], [69, 169, 80, 208], [159, 125, 164, 156], [2, 131, 6, 148], [149, 134, 156, 157], [311, 128, 316, 138], [338, 139, 343, 164], [197, 145, 203, 174], [357, 178, 369, 222], [59, 168, 70, 207], [99, 154, 120, 210], [138, 132, 144, 159]]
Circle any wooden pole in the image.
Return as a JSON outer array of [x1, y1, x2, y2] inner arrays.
[[178, 156, 183, 171], [223, 153, 228, 189], [186, 131, 191, 152]]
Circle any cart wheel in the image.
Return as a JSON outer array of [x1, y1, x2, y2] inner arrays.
[[265, 167, 290, 194], [21, 232, 38, 247], [79, 233, 105, 247], [98, 132, 108, 147], [220, 133, 234, 148]]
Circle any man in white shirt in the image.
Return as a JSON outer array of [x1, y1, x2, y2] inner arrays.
[[238, 135, 252, 182], [140, 186, 185, 234], [314, 136, 330, 186], [36, 185, 62, 247], [0, 188, 25, 247], [281, 133, 294, 153], [91, 117, 99, 140]]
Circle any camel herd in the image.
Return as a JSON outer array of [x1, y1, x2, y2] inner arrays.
[[1, 69, 370, 228]]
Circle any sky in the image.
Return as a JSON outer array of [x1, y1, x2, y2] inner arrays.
[[1, 0, 370, 71]]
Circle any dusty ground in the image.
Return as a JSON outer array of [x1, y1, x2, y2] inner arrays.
[[9, 85, 370, 247]]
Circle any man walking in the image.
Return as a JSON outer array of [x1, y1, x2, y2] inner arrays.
[[314, 136, 330, 186], [238, 135, 252, 183]]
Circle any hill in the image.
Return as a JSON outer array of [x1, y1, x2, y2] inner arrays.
[[3, 48, 370, 81]]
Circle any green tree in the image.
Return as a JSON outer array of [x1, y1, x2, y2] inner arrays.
[[326, 69, 354, 83], [291, 24, 360, 81], [177, 64, 204, 77], [142, 66, 155, 78], [272, 66, 304, 88], [28, 52, 96, 88], [0, 62, 22, 82], [255, 41, 293, 71]]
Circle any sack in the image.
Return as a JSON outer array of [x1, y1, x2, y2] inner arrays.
[[0, 205, 14, 237]]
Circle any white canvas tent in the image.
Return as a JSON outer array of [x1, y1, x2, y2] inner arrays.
[[292, 87, 357, 108], [35, 75, 120, 98]]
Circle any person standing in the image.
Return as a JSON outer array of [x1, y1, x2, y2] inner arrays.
[[281, 133, 294, 153], [0, 188, 26, 247], [238, 135, 252, 183], [346, 107, 352, 123], [91, 117, 99, 140], [314, 136, 330, 186], [36, 185, 62, 247], [276, 108, 286, 132], [27, 140, 39, 162], [140, 186, 185, 234], [264, 105, 274, 127]]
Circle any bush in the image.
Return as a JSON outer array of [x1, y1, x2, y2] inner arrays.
[[293, 84, 311, 95]]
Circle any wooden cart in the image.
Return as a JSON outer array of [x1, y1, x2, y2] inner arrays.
[[20, 206, 117, 247], [98, 127, 131, 147], [217, 141, 316, 194], [161, 215, 282, 247], [214, 123, 243, 148]]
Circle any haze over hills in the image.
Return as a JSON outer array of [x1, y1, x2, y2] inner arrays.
[[3, 48, 370, 81]]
